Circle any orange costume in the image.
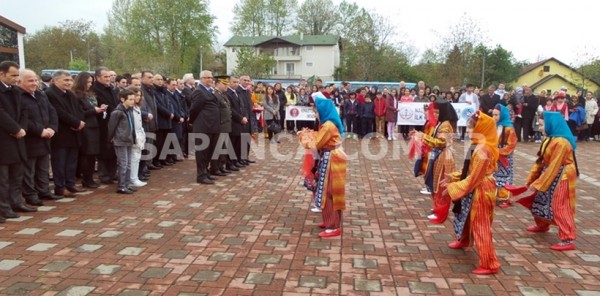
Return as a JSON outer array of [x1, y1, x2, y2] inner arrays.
[[299, 93, 347, 238], [446, 111, 500, 275], [521, 111, 578, 251]]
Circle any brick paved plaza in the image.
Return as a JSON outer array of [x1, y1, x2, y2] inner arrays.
[[1, 136, 599, 295]]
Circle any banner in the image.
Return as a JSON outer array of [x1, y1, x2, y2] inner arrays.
[[285, 106, 341, 121], [396, 102, 476, 127]]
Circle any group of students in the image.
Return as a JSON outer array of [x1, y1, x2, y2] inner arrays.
[[410, 99, 578, 275]]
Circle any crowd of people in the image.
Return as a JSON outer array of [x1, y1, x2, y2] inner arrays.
[[0, 60, 586, 277]]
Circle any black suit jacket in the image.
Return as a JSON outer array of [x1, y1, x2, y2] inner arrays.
[[479, 93, 501, 116], [21, 89, 58, 158], [0, 83, 28, 164], [237, 85, 257, 133], [227, 87, 245, 135], [189, 85, 220, 134], [46, 84, 83, 149]]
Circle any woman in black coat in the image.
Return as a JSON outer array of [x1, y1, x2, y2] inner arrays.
[[73, 73, 106, 188]]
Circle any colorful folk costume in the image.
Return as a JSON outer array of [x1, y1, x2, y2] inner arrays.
[[493, 104, 518, 208], [410, 103, 436, 194], [446, 111, 501, 275], [421, 99, 457, 224], [299, 93, 347, 238], [519, 111, 578, 251]]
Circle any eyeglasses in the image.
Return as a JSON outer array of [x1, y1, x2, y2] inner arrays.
[[201, 77, 214, 80]]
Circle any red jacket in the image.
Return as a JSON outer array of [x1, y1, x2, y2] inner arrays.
[[373, 97, 386, 116]]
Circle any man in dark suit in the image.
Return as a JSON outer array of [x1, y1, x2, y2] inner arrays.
[[19, 69, 61, 206], [153, 74, 175, 166], [46, 70, 86, 197], [226, 76, 247, 169], [0, 61, 36, 221], [140, 71, 159, 171], [92, 67, 120, 184], [479, 84, 501, 116], [237, 75, 257, 165], [189, 70, 221, 184]]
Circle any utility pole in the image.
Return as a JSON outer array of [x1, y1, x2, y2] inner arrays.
[[481, 52, 485, 89], [199, 45, 203, 73]]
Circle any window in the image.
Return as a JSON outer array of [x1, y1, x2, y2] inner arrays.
[[286, 63, 294, 76], [306, 62, 313, 67], [305, 46, 313, 51], [543, 65, 550, 72]]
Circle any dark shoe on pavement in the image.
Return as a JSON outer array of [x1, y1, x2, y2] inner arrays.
[[197, 177, 215, 184], [126, 186, 138, 192], [246, 159, 256, 164], [1, 210, 19, 219], [139, 176, 150, 181], [220, 168, 232, 174], [226, 165, 240, 171], [116, 188, 134, 194], [66, 186, 87, 193], [40, 194, 63, 200], [13, 204, 38, 213], [82, 181, 100, 189], [210, 171, 227, 176], [26, 198, 44, 206]]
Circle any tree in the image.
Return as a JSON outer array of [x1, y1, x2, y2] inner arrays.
[[234, 47, 276, 78], [295, 0, 339, 35], [231, 0, 297, 36], [24, 19, 101, 73], [105, 0, 215, 75], [68, 58, 89, 71]]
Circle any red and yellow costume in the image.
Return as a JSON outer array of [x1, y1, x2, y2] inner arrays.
[[446, 111, 500, 274]]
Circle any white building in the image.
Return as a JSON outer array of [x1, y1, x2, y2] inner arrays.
[[223, 34, 341, 81], [0, 15, 26, 67]]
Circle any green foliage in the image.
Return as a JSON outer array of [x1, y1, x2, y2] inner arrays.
[[105, 0, 214, 75], [234, 47, 276, 78], [68, 58, 89, 71], [295, 0, 339, 35], [231, 0, 297, 36], [24, 19, 101, 73]]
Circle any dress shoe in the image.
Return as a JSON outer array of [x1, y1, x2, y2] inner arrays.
[[246, 159, 256, 164], [54, 189, 75, 197], [550, 242, 576, 251], [197, 178, 215, 184], [318, 228, 341, 238], [13, 204, 37, 213], [226, 166, 240, 171], [220, 168, 232, 174], [152, 162, 163, 168], [207, 175, 217, 181], [40, 194, 63, 200], [210, 171, 227, 176], [233, 162, 244, 168], [472, 267, 499, 275], [82, 181, 100, 189], [26, 198, 44, 206], [1, 210, 19, 219], [448, 241, 469, 249], [526, 225, 550, 233], [237, 161, 248, 166], [100, 179, 115, 184], [147, 164, 161, 170], [126, 186, 138, 192], [139, 176, 150, 181], [67, 186, 87, 193], [116, 188, 134, 194], [160, 161, 174, 166]]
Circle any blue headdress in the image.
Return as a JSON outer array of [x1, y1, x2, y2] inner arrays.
[[542, 111, 576, 150], [495, 103, 513, 128], [313, 92, 344, 136]]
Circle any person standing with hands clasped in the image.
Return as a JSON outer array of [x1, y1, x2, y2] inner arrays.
[[108, 89, 137, 194]]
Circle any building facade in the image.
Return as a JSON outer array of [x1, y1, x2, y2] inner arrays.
[[514, 57, 600, 95], [223, 34, 341, 81], [0, 16, 26, 67]]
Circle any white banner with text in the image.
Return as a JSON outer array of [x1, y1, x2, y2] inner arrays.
[[396, 102, 476, 127]]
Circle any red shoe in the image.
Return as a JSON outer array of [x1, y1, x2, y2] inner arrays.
[[550, 242, 575, 251], [526, 225, 549, 233], [472, 267, 499, 275], [448, 241, 468, 249], [318, 228, 341, 238], [317, 222, 326, 228], [498, 202, 512, 209]]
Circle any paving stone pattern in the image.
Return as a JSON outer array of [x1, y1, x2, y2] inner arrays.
[[1, 139, 600, 295]]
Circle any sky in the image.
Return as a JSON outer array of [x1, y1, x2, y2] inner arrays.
[[2, 0, 599, 67]]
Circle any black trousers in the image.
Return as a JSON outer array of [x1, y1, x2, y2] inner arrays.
[[22, 154, 52, 201], [230, 134, 241, 162], [514, 117, 523, 142], [51, 147, 79, 190], [78, 154, 97, 184], [154, 129, 168, 163], [0, 162, 25, 213], [522, 117, 534, 142], [195, 133, 218, 180]]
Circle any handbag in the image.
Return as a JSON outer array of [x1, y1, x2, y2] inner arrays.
[[268, 115, 282, 133]]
